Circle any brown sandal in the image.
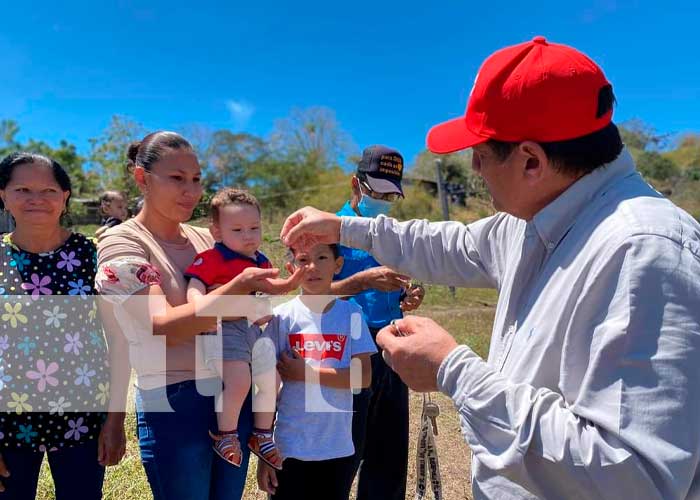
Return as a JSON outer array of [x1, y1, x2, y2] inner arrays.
[[209, 430, 242, 467], [248, 432, 283, 470]]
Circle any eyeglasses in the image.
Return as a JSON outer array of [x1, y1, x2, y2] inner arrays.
[[359, 181, 402, 203]]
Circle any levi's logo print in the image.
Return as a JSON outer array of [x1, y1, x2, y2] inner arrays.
[[289, 333, 348, 360]]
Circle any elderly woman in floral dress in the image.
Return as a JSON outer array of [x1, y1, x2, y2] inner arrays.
[[0, 152, 125, 500]]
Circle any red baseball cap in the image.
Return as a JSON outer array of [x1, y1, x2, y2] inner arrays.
[[427, 36, 613, 154]]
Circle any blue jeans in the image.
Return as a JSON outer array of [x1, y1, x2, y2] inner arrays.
[[0, 438, 105, 500], [135, 378, 253, 500]]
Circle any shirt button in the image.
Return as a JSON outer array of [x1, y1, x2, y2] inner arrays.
[[547, 242, 555, 250]]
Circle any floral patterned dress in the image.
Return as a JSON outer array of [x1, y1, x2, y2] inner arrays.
[[0, 232, 108, 452]]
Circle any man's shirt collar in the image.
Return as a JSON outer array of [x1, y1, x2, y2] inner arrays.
[[532, 147, 637, 250]]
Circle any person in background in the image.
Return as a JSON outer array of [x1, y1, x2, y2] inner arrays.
[[99, 190, 128, 229], [331, 145, 425, 500], [0, 152, 125, 499]]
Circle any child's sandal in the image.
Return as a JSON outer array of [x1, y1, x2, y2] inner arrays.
[[209, 430, 242, 467], [248, 433, 283, 471]]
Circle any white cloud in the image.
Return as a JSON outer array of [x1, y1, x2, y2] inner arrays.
[[225, 99, 254, 129]]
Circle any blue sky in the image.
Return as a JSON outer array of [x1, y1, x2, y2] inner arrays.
[[1, 0, 698, 168]]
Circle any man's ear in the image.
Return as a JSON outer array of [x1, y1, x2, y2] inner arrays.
[[209, 223, 222, 242], [351, 176, 361, 196], [335, 256, 344, 274], [518, 141, 549, 185]]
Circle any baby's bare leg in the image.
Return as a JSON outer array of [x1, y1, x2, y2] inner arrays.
[[217, 360, 252, 432], [251, 336, 280, 429]]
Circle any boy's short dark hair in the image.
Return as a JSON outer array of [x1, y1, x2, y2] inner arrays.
[[210, 188, 260, 222], [288, 243, 340, 261]]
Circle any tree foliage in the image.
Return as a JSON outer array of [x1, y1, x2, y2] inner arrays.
[[637, 151, 680, 181], [410, 148, 487, 201], [1, 112, 699, 224], [619, 118, 665, 151], [199, 130, 268, 190], [270, 106, 356, 171], [88, 116, 145, 199], [0, 120, 98, 196], [666, 134, 700, 169]]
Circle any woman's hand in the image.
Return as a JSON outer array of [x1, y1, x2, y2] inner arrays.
[[277, 349, 307, 382], [98, 413, 127, 467], [233, 266, 307, 296], [0, 453, 9, 493], [257, 460, 279, 495]]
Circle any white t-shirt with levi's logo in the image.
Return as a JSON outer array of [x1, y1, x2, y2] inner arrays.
[[263, 296, 376, 461]]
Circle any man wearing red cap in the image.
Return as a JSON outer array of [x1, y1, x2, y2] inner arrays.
[[280, 37, 700, 499]]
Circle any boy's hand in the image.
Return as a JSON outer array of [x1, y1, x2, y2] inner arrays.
[[257, 461, 278, 495], [277, 349, 307, 382]]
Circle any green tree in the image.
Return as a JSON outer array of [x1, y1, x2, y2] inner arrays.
[[251, 106, 358, 210], [248, 157, 320, 213], [619, 119, 665, 151], [637, 151, 680, 181], [199, 130, 269, 190], [0, 120, 96, 196], [270, 106, 356, 171], [0, 119, 21, 157], [667, 134, 700, 169], [410, 149, 487, 202], [88, 116, 145, 199]]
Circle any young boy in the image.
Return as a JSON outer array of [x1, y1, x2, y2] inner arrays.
[[185, 188, 283, 470], [256, 243, 376, 500]]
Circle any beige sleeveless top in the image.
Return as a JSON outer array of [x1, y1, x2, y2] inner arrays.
[[96, 218, 218, 389]]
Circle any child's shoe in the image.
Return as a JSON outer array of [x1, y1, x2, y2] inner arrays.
[[209, 430, 242, 467], [248, 430, 283, 470]]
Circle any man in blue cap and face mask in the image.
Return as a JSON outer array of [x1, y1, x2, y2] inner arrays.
[[331, 145, 425, 500]]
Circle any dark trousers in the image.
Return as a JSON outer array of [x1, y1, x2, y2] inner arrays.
[[0, 439, 105, 500], [350, 327, 410, 500], [272, 455, 355, 500]]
